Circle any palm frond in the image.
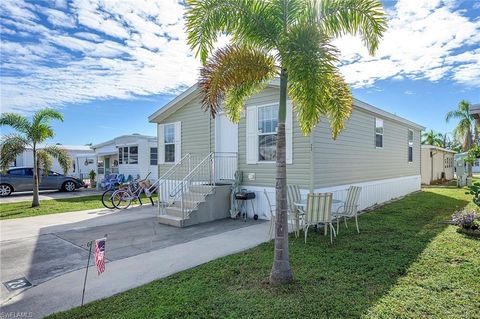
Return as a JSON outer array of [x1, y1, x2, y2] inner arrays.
[[36, 150, 53, 176], [32, 108, 63, 127], [282, 23, 351, 136], [29, 123, 55, 143], [0, 134, 29, 172], [199, 45, 276, 121], [316, 0, 387, 55], [0, 113, 31, 135], [185, 0, 280, 63], [445, 109, 466, 122], [41, 145, 71, 175]]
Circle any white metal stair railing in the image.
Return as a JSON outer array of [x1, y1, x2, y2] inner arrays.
[[156, 153, 205, 216], [169, 152, 215, 221]]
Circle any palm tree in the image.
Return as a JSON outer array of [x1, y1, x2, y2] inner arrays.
[[0, 109, 71, 207], [445, 100, 476, 151], [422, 130, 444, 146], [185, 0, 387, 284]]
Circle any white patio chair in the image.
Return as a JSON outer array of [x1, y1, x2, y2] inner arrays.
[[298, 193, 335, 244], [264, 189, 276, 239], [333, 186, 362, 234], [265, 189, 298, 239], [287, 184, 302, 237]]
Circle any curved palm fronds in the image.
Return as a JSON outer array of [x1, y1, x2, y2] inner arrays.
[[281, 23, 352, 136], [36, 150, 53, 176], [0, 113, 31, 135], [0, 134, 29, 172], [40, 145, 72, 175], [31, 108, 64, 127], [315, 0, 387, 55], [446, 100, 475, 151], [185, 0, 280, 64], [421, 130, 443, 146], [199, 45, 276, 122]]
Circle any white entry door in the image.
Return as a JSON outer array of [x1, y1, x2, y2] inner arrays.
[[215, 113, 238, 180]]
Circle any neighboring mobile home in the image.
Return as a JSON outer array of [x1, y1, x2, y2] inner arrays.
[[420, 145, 455, 185], [91, 134, 158, 183], [149, 83, 425, 226], [13, 144, 94, 178]]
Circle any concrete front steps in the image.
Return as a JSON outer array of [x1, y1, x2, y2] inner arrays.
[[158, 184, 231, 227]]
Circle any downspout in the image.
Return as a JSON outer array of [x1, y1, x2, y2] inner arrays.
[[430, 149, 437, 184], [309, 131, 314, 193]]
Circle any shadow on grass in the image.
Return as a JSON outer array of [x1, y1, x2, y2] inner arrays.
[[43, 190, 472, 319]]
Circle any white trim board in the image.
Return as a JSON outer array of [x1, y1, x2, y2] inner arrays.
[[148, 82, 425, 131], [238, 175, 421, 220]]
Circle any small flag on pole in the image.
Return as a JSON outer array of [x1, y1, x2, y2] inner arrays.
[[95, 237, 106, 275]]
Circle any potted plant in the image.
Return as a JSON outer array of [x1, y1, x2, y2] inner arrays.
[[88, 170, 96, 188]]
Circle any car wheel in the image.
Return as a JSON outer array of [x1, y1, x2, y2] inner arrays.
[[0, 184, 13, 197], [63, 181, 76, 192]]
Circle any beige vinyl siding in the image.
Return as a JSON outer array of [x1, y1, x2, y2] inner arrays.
[[238, 88, 311, 188], [313, 107, 421, 188], [157, 97, 214, 176]]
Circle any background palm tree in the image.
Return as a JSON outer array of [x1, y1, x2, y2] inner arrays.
[[185, 0, 386, 284], [0, 109, 71, 207], [422, 130, 444, 147], [445, 100, 476, 151]]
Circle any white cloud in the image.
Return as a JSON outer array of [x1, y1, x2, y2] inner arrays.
[[0, 0, 478, 114], [0, 0, 199, 113], [335, 0, 480, 88]]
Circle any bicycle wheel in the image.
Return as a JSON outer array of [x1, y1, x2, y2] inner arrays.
[[101, 190, 116, 209], [111, 190, 132, 209]]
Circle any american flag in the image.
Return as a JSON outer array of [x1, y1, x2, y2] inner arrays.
[[95, 238, 106, 275]]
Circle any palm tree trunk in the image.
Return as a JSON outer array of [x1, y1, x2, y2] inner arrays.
[[270, 69, 293, 285], [32, 145, 40, 207], [474, 119, 479, 147]]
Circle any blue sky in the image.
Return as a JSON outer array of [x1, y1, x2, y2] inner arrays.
[[0, 0, 479, 145]]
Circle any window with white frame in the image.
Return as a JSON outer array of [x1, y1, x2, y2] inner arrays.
[[118, 146, 138, 164], [150, 147, 158, 165], [375, 118, 384, 148], [97, 160, 104, 174], [258, 104, 279, 161], [408, 129, 413, 162], [129, 146, 138, 164], [164, 124, 175, 163]]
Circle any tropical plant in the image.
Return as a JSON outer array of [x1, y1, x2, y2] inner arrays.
[[421, 130, 444, 147], [0, 109, 71, 207], [185, 0, 387, 284], [446, 100, 477, 151], [89, 169, 96, 188]]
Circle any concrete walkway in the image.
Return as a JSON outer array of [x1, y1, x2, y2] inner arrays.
[[0, 189, 102, 204], [0, 206, 270, 318]]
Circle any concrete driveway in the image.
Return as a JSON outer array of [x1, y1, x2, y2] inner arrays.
[[0, 205, 269, 318], [0, 188, 102, 203]]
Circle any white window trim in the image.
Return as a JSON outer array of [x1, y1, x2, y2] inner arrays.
[[375, 118, 384, 149], [158, 121, 181, 165], [408, 129, 414, 163], [118, 145, 139, 165], [150, 147, 158, 166], [246, 102, 292, 165]]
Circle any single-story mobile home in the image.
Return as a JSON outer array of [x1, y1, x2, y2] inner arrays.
[[420, 145, 455, 185], [13, 144, 94, 178], [149, 83, 425, 226], [91, 134, 158, 183]]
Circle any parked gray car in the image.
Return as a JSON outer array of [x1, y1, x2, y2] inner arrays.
[[0, 167, 86, 197]]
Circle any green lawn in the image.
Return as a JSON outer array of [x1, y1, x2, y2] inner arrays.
[[0, 194, 157, 220], [48, 186, 480, 319]]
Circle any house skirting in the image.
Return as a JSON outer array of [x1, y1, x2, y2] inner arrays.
[[240, 175, 421, 220]]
